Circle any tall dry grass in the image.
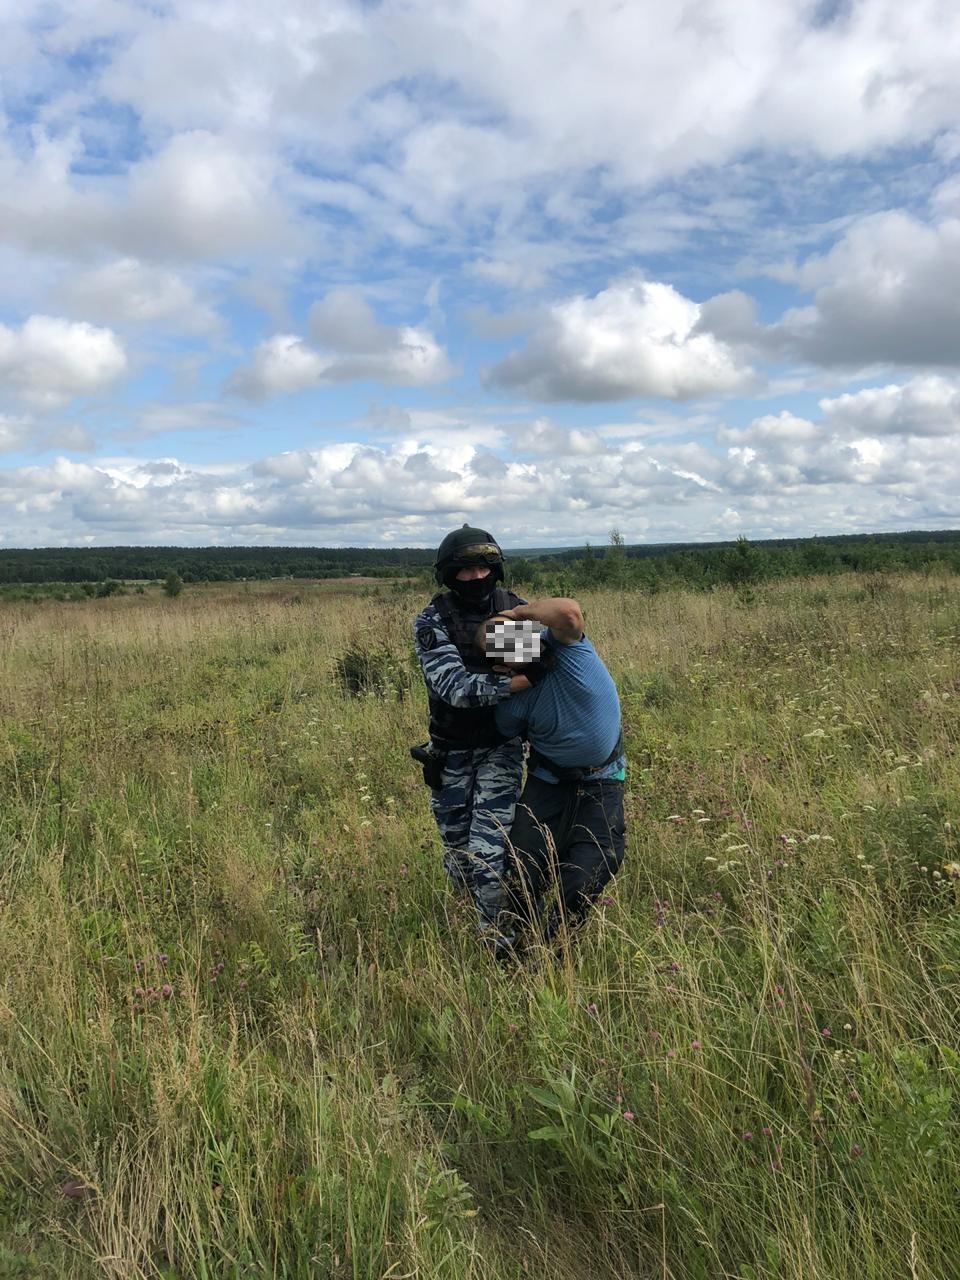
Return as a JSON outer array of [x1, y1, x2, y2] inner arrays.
[[1, 574, 959, 1278]]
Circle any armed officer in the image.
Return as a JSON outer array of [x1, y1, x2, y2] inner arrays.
[[412, 525, 539, 951]]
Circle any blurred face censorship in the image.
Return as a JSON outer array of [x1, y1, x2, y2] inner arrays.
[[485, 619, 540, 663]]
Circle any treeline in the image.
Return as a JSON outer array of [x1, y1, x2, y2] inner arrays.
[[0, 545, 435, 585], [1, 530, 959, 594], [0, 580, 148, 603], [511, 530, 960, 593]]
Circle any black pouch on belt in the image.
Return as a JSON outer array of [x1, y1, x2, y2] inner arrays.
[[409, 743, 446, 791]]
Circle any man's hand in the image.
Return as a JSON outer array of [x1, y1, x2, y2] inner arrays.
[[492, 663, 533, 693], [497, 598, 584, 645]]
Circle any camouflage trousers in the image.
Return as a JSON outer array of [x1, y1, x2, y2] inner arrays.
[[429, 738, 524, 930]]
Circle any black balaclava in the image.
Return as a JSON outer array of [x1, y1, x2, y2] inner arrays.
[[447, 571, 496, 607]]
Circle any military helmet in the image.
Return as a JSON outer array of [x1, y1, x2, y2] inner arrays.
[[434, 523, 504, 587]]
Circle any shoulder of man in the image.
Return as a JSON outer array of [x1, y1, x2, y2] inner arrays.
[[503, 589, 527, 607], [413, 599, 451, 654], [545, 627, 592, 657]]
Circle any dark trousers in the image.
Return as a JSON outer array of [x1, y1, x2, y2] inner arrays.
[[505, 774, 625, 940]]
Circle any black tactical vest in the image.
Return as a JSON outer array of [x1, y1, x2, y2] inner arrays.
[[428, 587, 524, 749]]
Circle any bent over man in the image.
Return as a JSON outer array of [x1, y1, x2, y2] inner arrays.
[[487, 597, 626, 946], [412, 525, 535, 950]]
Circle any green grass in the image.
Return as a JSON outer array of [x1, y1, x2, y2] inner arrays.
[[1, 576, 959, 1279]]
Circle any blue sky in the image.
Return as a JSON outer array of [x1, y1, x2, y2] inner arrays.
[[1, 0, 959, 548]]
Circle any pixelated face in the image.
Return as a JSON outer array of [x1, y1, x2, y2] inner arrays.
[[484, 618, 541, 664]]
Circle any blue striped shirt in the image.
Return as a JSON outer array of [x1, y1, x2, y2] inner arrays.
[[494, 629, 624, 783]]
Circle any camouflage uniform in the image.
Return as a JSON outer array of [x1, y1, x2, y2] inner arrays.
[[413, 589, 525, 935], [427, 741, 525, 924]]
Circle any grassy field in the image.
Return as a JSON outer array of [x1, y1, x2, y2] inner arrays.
[[1, 575, 959, 1279]]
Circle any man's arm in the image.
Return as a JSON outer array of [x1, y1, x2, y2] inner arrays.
[[494, 689, 529, 740], [413, 611, 531, 706], [492, 667, 534, 692], [497, 597, 584, 645]]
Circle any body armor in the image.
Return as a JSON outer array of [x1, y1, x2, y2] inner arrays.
[[428, 586, 524, 748]]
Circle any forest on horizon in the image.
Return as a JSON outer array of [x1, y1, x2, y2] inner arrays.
[[0, 528, 959, 599]]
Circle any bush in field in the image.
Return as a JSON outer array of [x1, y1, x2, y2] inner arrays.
[[335, 636, 415, 696], [162, 570, 183, 598]]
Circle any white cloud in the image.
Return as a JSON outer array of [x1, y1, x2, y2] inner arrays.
[[509, 418, 604, 456], [710, 375, 960, 496], [694, 291, 762, 348], [489, 277, 754, 401], [99, 2, 381, 138], [2, 415, 959, 548], [125, 131, 295, 260], [232, 291, 452, 397], [0, 128, 295, 264], [0, 416, 33, 454], [132, 402, 248, 437], [308, 290, 397, 355], [931, 174, 960, 218], [469, 258, 549, 292], [5, 1, 959, 268], [2, 2, 960, 548], [358, 404, 509, 452], [718, 411, 822, 447], [0, 316, 126, 408], [54, 258, 221, 333], [819, 375, 960, 436], [234, 336, 329, 397], [772, 211, 960, 366], [720, 436, 868, 491], [694, 209, 960, 371], [0, 415, 93, 455], [352, 0, 960, 223]]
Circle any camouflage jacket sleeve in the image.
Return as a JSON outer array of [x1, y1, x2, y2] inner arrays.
[[413, 604, 513, 708]]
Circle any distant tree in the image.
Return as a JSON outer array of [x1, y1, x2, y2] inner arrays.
[[508, 557, 535, 584], [607, 527, 629, 585], [720, 536, 767, 585], [163, 571, 184, 598]]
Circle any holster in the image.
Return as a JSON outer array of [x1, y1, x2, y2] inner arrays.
[[410, 742, 447, 791]]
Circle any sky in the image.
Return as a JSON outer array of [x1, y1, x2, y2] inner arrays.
[[1, 0, 960, 551]]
